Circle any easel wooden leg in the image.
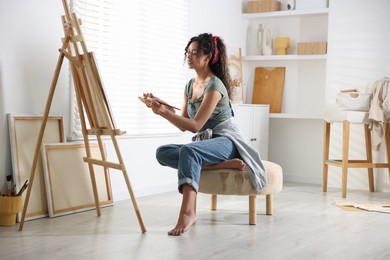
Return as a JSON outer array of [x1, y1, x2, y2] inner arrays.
[[72, 65, 102, 217], [19, 50, 67, 231], [84, 136, 102, 216], [96, 133, 110, 192], [111, 135, 147, 233], [323, 121, 330, 192]]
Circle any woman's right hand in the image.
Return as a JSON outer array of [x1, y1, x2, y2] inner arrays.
[[143, 92, 155, 99], [142, 92, 155, 107]]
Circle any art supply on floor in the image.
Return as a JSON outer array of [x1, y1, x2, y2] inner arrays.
[[16, 180, 29, 196], [0, 195, 22, 226], [6, 175, 13, 196]]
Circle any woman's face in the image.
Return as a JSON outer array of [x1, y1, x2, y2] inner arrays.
[[186, 42, 210, 70]]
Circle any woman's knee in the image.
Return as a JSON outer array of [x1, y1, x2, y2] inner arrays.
[[156, 145, 169, 164], [156, 144, 180, 167]]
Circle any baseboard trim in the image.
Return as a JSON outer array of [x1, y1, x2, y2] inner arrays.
[[283, 175, 322, 185], [113, 182, 177, 201]]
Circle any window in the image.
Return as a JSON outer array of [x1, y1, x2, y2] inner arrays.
[[69, 0, 188, 138]]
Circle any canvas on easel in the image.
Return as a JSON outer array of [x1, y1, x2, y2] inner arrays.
[[18, 0, 146, 233]]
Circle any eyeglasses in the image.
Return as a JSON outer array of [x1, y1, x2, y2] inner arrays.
[[185, 49, 201, 57]]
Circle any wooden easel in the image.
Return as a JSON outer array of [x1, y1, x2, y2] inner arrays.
[[18, 0, 146, 233]]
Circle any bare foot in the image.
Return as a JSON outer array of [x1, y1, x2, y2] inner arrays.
[[168, 212, 196, 236], [168, 184, 197, 236], [202, 158, 246, 171]]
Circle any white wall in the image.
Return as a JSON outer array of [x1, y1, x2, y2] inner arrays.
[[0, 0, 244, 199], [186, 0, 245, 79], [187, 0, 245, 45], [0, 0, 70, 193]]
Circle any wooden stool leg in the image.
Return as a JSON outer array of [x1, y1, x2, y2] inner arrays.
[[265, 194, 273, 215], [211, 194, 217, 210], [364, 124, 375, 192], [341, 120, 350, 198], [323, 121, 331, 192], [249, 195, 257, 225], [386, 123, 390, 180]]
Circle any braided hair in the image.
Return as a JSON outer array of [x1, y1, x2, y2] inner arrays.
[[184, 33, 233, 99]]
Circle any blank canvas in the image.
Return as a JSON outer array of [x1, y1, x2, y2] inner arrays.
[[42, 142, 113, 217], [8, 114, 64, 221]]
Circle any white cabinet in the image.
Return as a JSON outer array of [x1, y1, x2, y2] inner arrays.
[[242, 8, 329, 119], [232, 104, 269, 160]]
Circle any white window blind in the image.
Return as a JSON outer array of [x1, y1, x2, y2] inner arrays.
[[69, 0, 188, 138]]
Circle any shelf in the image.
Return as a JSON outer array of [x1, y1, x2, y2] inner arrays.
[[243, 55, 327, 61], [269, 113, 323, 120], [242, 8, 329, 19]]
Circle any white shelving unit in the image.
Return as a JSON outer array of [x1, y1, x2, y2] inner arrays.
[[243, 8, 329, 119]]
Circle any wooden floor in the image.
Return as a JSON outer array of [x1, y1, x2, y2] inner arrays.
[[1, 182, 389, 260]]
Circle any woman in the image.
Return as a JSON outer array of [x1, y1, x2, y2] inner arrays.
[[144, 33, 266, 236]]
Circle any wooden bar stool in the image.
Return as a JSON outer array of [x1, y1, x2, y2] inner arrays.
[[323, 114, 390, 198]]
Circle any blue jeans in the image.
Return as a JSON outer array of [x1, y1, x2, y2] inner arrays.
[[156, 136, 240, 193]]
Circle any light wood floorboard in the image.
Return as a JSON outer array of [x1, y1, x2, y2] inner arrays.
[[0, 182, 389, 260]]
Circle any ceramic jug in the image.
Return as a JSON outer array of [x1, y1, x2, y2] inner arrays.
[[262, 26, 273, 55], [246, 23, 263, 55]]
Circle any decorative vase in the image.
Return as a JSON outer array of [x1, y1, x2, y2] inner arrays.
[[275, 37, 290, 55], [262, 26, 273, 55], [246, 23, 264, 55]]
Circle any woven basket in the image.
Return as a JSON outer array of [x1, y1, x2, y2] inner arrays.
[[0, 196, 22, 226]]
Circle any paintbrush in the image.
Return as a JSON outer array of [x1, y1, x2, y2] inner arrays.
[[16, 180, 29, 196], [6, 175, 13, 196]]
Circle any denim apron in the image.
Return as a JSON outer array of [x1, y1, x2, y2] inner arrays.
[[187, 99, 234, 132]]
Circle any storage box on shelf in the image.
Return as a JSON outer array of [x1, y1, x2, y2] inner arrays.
[[297, 42, 327, 55], [246, 0, 281, 13]]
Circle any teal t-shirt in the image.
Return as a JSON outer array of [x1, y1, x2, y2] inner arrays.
[[184, 76, 232, 123]]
